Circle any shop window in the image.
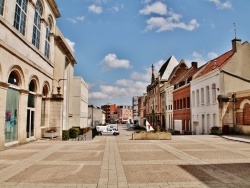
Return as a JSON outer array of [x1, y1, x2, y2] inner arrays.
[[13, 0, 27, 35], [5, 88, 19, 143]]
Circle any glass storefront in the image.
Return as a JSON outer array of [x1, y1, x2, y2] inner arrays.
[[5, 88, 19, 143]]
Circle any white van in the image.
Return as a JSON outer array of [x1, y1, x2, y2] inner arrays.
[[96, 124, 119, 136]]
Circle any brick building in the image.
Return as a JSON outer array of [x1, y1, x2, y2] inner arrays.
[[101, 104, 116, 123]]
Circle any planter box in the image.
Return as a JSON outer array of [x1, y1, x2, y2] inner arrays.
[[132, 132, 171, 140], [44, 132, 58, 138], [147, 133, 159, 140]]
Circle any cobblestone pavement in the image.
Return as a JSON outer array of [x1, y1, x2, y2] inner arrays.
[[0, 125, 250, 188]]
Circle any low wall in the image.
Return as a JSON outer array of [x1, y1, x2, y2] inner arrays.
[[132, 132, 171, 140]]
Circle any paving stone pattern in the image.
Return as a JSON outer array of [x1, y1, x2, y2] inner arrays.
[[0, 127, 250, 188]]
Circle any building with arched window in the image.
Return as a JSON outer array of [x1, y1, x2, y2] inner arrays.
[[0, 0, 88, 149], [191, 39, 250, 135]]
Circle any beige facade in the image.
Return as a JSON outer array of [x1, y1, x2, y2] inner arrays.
[[71, 76, 89, 128], [0, 0, 78, 149]]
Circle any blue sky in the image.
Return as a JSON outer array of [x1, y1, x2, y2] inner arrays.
[[56, 0, 250, 107]]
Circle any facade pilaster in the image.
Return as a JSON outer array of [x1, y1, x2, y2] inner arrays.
[[49, 95, 64, 138], [35, 94, 42, 139], [18, 89, 29, 144], [0, 82, 9, 149]]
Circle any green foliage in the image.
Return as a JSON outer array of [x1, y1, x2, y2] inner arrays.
[[69, 128, 79, 138], [62, 130, 69, 141]]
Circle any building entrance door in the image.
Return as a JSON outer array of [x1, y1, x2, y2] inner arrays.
[[26, 108, 35, 138]]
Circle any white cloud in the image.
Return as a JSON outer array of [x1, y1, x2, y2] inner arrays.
[[88, 4, 103, 14], [76, 16, 85, 21], [208, 52, 218, 59], [141, 0, 151, 4], [100, 53, 131, 71], [65, 38, 75, 53], [139, 1, 167, 15], [145, 16, 199, 32], [89, 91, 109, 99], [67, 16, 85, 24], [140, 2, 199, 32], [67, 18, 77, 24], [209, 0, 232, 9], [186, 51, 219, 67]]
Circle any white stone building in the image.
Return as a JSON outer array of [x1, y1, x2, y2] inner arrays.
[[71, 77, 88, 128], [191, 39, 250, 135], [0, 0, 78, 149]]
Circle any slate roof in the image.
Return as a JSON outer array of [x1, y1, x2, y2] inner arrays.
[[159, 56, 171, 78]]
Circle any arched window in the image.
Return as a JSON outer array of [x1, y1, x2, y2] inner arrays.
[[32, 0, 43, 49], [28, 79, 36, 108], [6, 70, 21, 143], [0, 0, 5, 15], [13, 0, 27, 35], [44, 18, 51, 58], [8, 71, 20, 86]]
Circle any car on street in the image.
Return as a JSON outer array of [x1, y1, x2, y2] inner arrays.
[[133, 124, 146, 130]]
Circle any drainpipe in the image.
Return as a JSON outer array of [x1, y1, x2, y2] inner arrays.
[[233, 93, 236, 133]]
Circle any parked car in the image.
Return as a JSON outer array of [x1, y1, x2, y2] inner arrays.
[[133, 124, 146, 130]]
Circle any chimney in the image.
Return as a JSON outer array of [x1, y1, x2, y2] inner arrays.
[[191, 62, 197, 69], [232, 38, 241, 52]]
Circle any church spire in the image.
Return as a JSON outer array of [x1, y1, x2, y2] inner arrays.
[[151, 64, 155, 83]]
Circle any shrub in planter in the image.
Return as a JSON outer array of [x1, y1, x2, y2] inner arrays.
[[79, 128, 84, 135], [69, 128, 79, 138], [62, 130, 69, 141]]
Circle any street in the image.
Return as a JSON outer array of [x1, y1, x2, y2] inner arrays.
[[0, 124, 250, 188]]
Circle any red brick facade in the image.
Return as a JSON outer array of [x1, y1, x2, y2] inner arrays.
[[235, 96, 250, 126], [173, 85, 191, 131]]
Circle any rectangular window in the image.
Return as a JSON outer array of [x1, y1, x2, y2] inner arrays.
[[0, 0, 4, 15], [201, 88, 204, 104], [212, 84, 216, 103], [183, 98, 186, 108], [206, 86, 210, 104], [213, 113, 216, 127], [187, 97, 190, 108], [13, 0, 27, 35], [196, 89, 199, 106], [192, 91, 195, 107], [180, 99, 182, 109]]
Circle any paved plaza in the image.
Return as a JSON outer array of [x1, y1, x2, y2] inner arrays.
[[0, 125, 250, 188]]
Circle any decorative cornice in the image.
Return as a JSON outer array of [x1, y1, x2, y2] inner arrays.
[[20, 89, 29, 95], [36, 94, 43, 98], [0, 82, 9, 88], [47, 0, 61, 18]]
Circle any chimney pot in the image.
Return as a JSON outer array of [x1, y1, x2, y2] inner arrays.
[[232, 38, 241, 52], [191, 62, 198, 68]]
